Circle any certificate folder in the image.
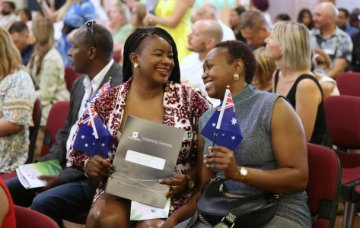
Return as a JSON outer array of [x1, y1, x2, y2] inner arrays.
[[105, 116, 185, 208]]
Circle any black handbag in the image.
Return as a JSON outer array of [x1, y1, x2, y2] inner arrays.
[[195, 178, 279, 228]]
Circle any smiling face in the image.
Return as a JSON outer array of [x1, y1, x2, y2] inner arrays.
[[132, 36, 175, 85], [202, 47, 236, 99]]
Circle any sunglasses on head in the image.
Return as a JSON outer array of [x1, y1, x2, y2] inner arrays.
[[85, 20, 96, 48]]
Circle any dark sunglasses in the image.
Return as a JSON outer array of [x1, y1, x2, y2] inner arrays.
[[85, 20, 96, 48]]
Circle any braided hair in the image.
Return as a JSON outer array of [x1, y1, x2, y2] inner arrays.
[[122, 27, 180, 83]]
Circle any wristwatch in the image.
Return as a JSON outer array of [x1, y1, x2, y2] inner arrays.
[[185, 175, 195, 190], [239, 166, 248, 182]]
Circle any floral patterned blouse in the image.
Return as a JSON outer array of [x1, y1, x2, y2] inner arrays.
[[67, 78, 211, 213], [0, 70, 36, 173]]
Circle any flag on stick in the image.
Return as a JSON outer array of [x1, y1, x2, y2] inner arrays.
[[73, 80, 112, 157], [201, 88, 242, 150]]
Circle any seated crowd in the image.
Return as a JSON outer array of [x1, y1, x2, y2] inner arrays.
[[0, 0, 360, 227]]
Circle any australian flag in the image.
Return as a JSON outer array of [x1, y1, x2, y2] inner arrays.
[[72, 81, 112, 158], [201, 89, 242, 151]]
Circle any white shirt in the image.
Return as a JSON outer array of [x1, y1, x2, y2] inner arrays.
[[180, 53, 220, 106], [66, 59, 114, 154], [0, 13, 18, 30], [219, 20, 236, 42]]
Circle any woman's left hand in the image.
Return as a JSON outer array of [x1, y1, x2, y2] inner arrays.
[[159, 173, 187, 197], [203, 145, 239, 180]]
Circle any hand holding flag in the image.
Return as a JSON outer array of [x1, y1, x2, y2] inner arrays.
[[201, 88, 242, 150]]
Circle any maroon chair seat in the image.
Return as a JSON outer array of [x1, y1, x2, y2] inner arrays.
[[41, 101, 69, 156], [113, 51, 122, 63], [312, 219, 330, 228], [306, 143, 341, 228], [342, 167, 360, 185], [15, 205, 58, 228], [324, 95, 360, 228], [65, 66, 81, 92], [336, 72, 360, 97]]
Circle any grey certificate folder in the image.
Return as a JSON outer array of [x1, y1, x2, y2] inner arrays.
[[105, 116, 185, 208]]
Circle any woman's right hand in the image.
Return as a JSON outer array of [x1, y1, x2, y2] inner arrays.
[[84, 155, 112, 178]]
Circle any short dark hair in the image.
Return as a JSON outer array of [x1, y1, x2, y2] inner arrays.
[[8, 21, 28, 34], [233, 5, 246, 16], [215, 40, 256, 84], [239, 10, 268, 31], [3, 1, 16, 10], [338, 8, 350, 18], [122, 27, 180, 83], [81, 23, 113, 60], [275, 13, 291, 21]]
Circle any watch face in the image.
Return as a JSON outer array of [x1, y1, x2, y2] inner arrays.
[[240, 167, 248, 176]]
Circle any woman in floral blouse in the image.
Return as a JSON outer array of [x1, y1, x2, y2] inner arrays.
[[0, 27, 36, 173], [67, 27, 211, 227]]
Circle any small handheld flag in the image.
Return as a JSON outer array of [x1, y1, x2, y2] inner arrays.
[[72, 105, 112, 158], [201, 88, 242, 150], [73, 80, 112, 157]]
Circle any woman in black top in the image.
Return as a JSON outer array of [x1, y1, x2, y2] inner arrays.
[[266, 21, 327, 145]]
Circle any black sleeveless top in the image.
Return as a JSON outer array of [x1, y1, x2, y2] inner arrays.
[[274, 70, 328, 145]]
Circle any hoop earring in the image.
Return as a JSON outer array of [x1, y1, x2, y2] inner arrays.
[[134, 62, 139, 68], [233, 74, 240, 81]]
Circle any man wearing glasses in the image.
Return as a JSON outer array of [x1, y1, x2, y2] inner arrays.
[[5, 21, 123, 227]]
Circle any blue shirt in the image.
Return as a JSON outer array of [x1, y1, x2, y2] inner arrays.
[[21, 44, 34, 66], [63, 0, 96, 28], [340, 23, 359, 37]]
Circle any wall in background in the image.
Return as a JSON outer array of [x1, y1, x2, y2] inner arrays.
[[268, 0, 360, 24]]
